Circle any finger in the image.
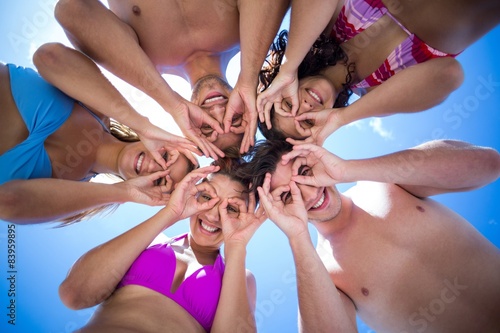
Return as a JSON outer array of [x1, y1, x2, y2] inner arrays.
[[294, 119, 312, 138], [290, 94, 300, 116], [263, 102, 273, 130], [261, 173, 272, 196], [218, 199, 231, 223], [165, 150, 180, 168], [204, 114, 224, 135], [205, 139, 225, 159], [223, 108, 236, 134], [151, 151, 167, 170], [230, 124, 246, 135], [291, 156, 307, 176], [255, 204, 268, 223], [290, 174, 317, 187], [227, 197, 248, 214], [270, 184, 290, 202], [289, 181, 304, 205], [247, 188, 257, 212], [281, 148, 309, 165], [274, 103, 292, 117], [179, 149, 200, 168], [256, 187, 274, 215]]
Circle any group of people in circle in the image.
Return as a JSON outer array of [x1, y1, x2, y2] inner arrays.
[[1, 0, 500, 332]]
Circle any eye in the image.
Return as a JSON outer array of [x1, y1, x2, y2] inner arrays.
[[200, 124, 214, 136], [300, 119, 315, 129], [227, 204, 239, 215], [231, 115, 243, 127], [284, 100, 293, 111], [280, 191, 292, 204], [198, 192, 212, 203], [298, 165, 312, 177]]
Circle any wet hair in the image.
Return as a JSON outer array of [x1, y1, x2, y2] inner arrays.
[[236, 140, 294, 202], [58, 119, 197, 226], [258, 30, 354, 140]]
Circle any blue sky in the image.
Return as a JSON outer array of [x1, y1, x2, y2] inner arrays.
[[1, 1, 499, 333]]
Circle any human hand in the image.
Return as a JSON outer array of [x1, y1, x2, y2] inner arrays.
[[293, 108, 344, 145], [166, 165, 220, 220], [170, 101, 225, 160], [219, 190, 266, 251], [257, 173, 309, 241], [256, 70, 299, 130], [224, 82, 258, 154], [121, 170, 172, 206], [136, 122, 200, 168], [281, 141, 346, 187]]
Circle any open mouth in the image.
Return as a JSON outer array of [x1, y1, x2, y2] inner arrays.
[[202, 92, 227, 106], [306, 89, 323, 104], [309, 188, 327, 211], [135, 152, 145, 174], [199, 219, 221, 233]]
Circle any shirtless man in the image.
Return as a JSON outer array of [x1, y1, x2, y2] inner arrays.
[[243, 139, 500, 332], [53, 0, 289, 158]]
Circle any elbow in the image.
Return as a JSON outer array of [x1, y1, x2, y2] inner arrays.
[[483, 147, 500, 182], [54, 0, 87, 30], [0, 184, 22, 222], [59, 278, 88, 310], [33, 42, 67, 74], [438, 58, 465, 95]]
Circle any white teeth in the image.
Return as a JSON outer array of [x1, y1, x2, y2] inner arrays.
[[308, 90, 322, 103], [312, 193, 325, 209], [200, 221, 219, 233], [136, 153, 145, 174], [203, 96, 225, 105]]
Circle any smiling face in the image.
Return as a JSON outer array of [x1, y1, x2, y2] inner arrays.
[[117, 141, 193, 192], [191, 75, 243, 150], [189, 173, 248, 248], [274, 75, 338, 139], [270, 158, 341, 223]]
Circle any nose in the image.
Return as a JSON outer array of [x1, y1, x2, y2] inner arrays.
[[146, 156, 163, 173], [208, 104, 225, 123], [300, 98, 313, 113], [204, 204, 220, 224], [298, 184, 318, 206]]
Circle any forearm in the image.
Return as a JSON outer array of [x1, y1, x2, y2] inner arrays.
[[333, 58, 464, 127], [238, 0, 289, 85], [342, 140, 500, 196], [33, 43, 151, 131], [289, 235, 356, 332], [282, 0, 338, 72], [212, 245, 256, 333], [59, 208, 178, 309], [0, 179, 131, 224], [54, 0, 181, 111]]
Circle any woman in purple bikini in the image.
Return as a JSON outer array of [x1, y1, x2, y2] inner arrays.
[[59, 158, 265, 333]]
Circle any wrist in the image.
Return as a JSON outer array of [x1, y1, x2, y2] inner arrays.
[[223, 243, 247, 260]]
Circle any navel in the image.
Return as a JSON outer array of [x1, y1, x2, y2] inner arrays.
[[132, 5, 141, 15], [416, 205, 425, 212], [361, 287, 369, 296]]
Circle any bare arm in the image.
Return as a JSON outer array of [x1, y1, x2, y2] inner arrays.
[[256, 0, 339, 116], [299, 57, 465, 145], [257, 175, 357, 332], [54, 0, 223, 159], [286, 140, 500, 198], [226, 0, 289, 152], [212, 194, 265, 332], [59, 166, 219, 309], [0, 172, 169, 224]]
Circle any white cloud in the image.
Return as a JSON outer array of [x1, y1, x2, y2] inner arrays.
[[369, 118, 394, 140]]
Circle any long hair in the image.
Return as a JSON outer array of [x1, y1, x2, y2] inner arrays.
[[258, 30, 354, 140], [58, 120, 196, 226]]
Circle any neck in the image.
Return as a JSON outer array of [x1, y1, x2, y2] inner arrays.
[[183, 53, 229, 87], [313, 193, 353, 240], [92, 135, 125, 176], [188, 234, 220, 264], [320, 62, 353, 93]]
